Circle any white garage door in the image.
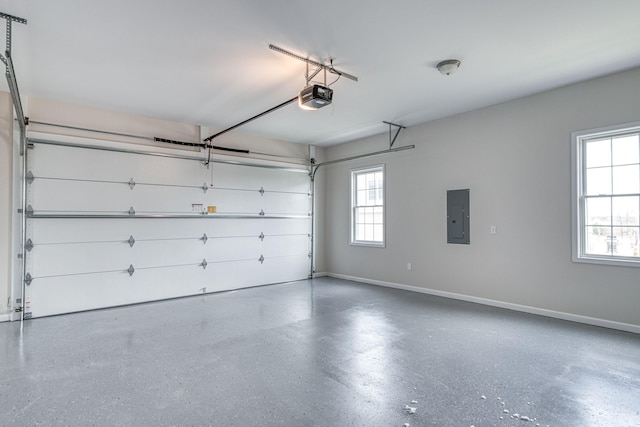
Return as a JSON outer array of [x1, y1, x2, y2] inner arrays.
[[23, 136, 311, 318]]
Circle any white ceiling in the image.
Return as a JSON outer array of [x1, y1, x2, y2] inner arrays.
[[2, 1, 640, 147]]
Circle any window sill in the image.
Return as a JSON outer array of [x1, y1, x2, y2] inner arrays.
[[350, 241, 385, 248], [573, 254, 640, 268]]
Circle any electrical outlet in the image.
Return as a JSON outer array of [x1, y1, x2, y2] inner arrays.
[[407, 262, 412, 271], [490, 226, 497, 235]]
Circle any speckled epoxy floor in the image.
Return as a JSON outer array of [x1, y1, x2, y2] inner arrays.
[[1, 277, 639, 426]]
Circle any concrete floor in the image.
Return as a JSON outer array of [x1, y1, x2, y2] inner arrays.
[[1, 277, 639, 427]]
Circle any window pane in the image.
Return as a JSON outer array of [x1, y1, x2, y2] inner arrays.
[[373, 225, 383, 242], [585, 167, 611, 196], [611, 226, 640, 257], [612, 164, 639, 195], [367, 179, 376, 202], [612, 135, 639, 166], [362, 207, 370, 224], [356, 189, 366, 206], [585, 227, 610, 255], [585, 197, 611, 226], [585, 138, 611, 168], [356, 224, 365, 241], [365, 172, 374, 186], [364, 224, 373, 240], [373, 206, 383, 224], [612, 196, 639, 226]]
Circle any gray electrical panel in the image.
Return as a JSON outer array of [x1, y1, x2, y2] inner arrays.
[[447, 189, 470, 244]]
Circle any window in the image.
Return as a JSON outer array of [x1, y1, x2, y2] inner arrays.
[[572, 122, 640, 266], [351, 165, 385, 246]]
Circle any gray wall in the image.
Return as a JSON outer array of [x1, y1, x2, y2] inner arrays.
[[322, 67, 640, 330]]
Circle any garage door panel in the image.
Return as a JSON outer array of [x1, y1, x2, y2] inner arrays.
[[260, 255, 310, 284], [31, 180, 135, 213], [27, 265, 211, 318], [204, 238, 261, 261], [29, 242, 132, 277], [30, 218, 216, 243], [209, 191, 267, 214], [31, 144, 209, 186], [263, 193, 310, 215], [30, 180, 211, 215], [262, 235, 311, 257], [211, 163, 309, 193]]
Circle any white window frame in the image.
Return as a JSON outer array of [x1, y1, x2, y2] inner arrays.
[[571, 121, 640, 267], [350, 164, 385, 247]]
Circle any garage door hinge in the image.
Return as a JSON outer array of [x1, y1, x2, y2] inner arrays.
[[201, 233, 208, 244], [128, 178, 136, 189], [128, 207, 136, 216], [25, 238, 33, 251], [26, 205, 33, 216], [201, 259, 208, 269], [26, 171, 34, 184], [259, 187, 265, 196], [258, 255, 265, 264], [24, 273, 32, 286], [127, 235, 135, 247], [259, 232, 265, 241], [202, 183, 208, 193], [127, 264, 135, 276], [259, 209, 265, 216]]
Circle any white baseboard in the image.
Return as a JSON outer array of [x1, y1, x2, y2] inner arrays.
[[311, 271, 328, 278], [0, 313, 12, 323], [327, 273, 640, 335]]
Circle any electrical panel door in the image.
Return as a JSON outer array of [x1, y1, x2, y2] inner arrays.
[[447, 189, 470, 244]]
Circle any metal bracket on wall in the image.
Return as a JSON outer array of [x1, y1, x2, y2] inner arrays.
[[127, 235, 136, 247], [26, 171, 34, 184], [258, 255, 265, 264], [128, 178, 136, 189], [382, 121, 406, 148], [25, 238, 33, 252], [201, 233, 208, 244], [127, 264, 135, 276], [259, 232, 265, 241], [309, 144, 415, 181]]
